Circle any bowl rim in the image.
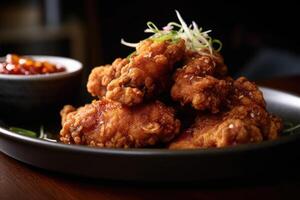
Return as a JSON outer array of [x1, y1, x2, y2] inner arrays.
[[0, 55, 83, 80]]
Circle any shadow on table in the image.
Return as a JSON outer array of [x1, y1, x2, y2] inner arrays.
[[15, 155, 300, 189]]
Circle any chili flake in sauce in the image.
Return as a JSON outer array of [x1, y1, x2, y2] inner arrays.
[[0, 54, 66, 75]]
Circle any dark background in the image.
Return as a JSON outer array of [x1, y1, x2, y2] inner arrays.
[[1, 0, 300, 81]]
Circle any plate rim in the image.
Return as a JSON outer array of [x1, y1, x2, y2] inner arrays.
[[1, 86, 300, 157]]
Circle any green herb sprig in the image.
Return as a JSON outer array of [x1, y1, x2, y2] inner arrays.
[[121, 10, 222, 56], [283, 122, 300, 135], [9, 127, 37, 138]]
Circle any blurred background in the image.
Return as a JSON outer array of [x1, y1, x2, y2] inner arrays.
[[1, 0, 300, 87]]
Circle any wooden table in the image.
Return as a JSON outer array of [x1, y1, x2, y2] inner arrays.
[[1, 76, 300, 200]]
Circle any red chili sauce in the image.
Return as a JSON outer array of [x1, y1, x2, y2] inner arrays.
[[0, 54, 66, 75]]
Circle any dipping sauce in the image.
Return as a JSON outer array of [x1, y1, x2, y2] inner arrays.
[[0, 54, 66, 75]]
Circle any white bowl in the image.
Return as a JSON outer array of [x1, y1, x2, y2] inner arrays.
[[0, 56, 83, 123]]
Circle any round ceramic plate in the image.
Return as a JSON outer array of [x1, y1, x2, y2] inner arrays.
[[1, 87, 300, 182]]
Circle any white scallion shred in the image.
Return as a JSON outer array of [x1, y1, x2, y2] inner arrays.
[[121, 10, 222, 56], [121, 38, 139, 48], [39, 125, 44, 139], [39, 125, 57, 142]]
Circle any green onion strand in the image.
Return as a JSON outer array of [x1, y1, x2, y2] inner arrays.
[[212, 39, 223, 52], [122, 11, 223, 56], [146, 21, 159, 33], [283, 124, 300, 133], [9, 127, 37, 138]]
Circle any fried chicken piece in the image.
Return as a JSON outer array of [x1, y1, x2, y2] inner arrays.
[[60, 105, 76, 125], [171, 75, 231, 113], [171, 53, 231, 113], [228, 76, 266, 109], [169, 77, 282, 149], [87, 39, 185, 106], [169, 105, 282, 149], [86, 58, 129, 100], [184, 51, 228, 78], [60, 99, 180, 148]]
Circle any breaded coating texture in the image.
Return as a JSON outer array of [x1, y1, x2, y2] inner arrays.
[[171, 53, 231, 113], [60, 99, 180, 148], [169, 77, 282, 149], [87, 39, 185, 106], [169, 105, 282, 149], [228, 76, 266, 109], [60, 105, 76, 125]]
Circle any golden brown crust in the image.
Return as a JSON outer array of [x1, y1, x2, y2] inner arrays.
[[169, 77, 282, 149], [60, 99, 181, 148], [169, 105, 282, 149], [87, 39, 185, 106], [171, 53, 231, 113], [228, 76, 266, 108], [171, 75, 231, 113], [60, 105, 76, 126], [64, 36, 283, 150]]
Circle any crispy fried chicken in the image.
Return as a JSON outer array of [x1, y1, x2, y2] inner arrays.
[[60, 99, 180, 148], [171, 52, 231, 113], [87, 39, 185, 106], [169, 77, 282, 149]]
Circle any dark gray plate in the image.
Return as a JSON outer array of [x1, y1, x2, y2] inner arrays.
[[1, 87, 300, 182]]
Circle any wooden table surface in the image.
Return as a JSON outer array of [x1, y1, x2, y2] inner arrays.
[[1, 76, 300, 200]]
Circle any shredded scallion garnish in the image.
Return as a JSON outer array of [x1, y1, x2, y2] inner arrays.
[[9, 127, 37, 138], [39, 125, 57, 142], [121, 10, 222, 56], [283, 123, 300, 134], [9, 125, 57, 142]]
